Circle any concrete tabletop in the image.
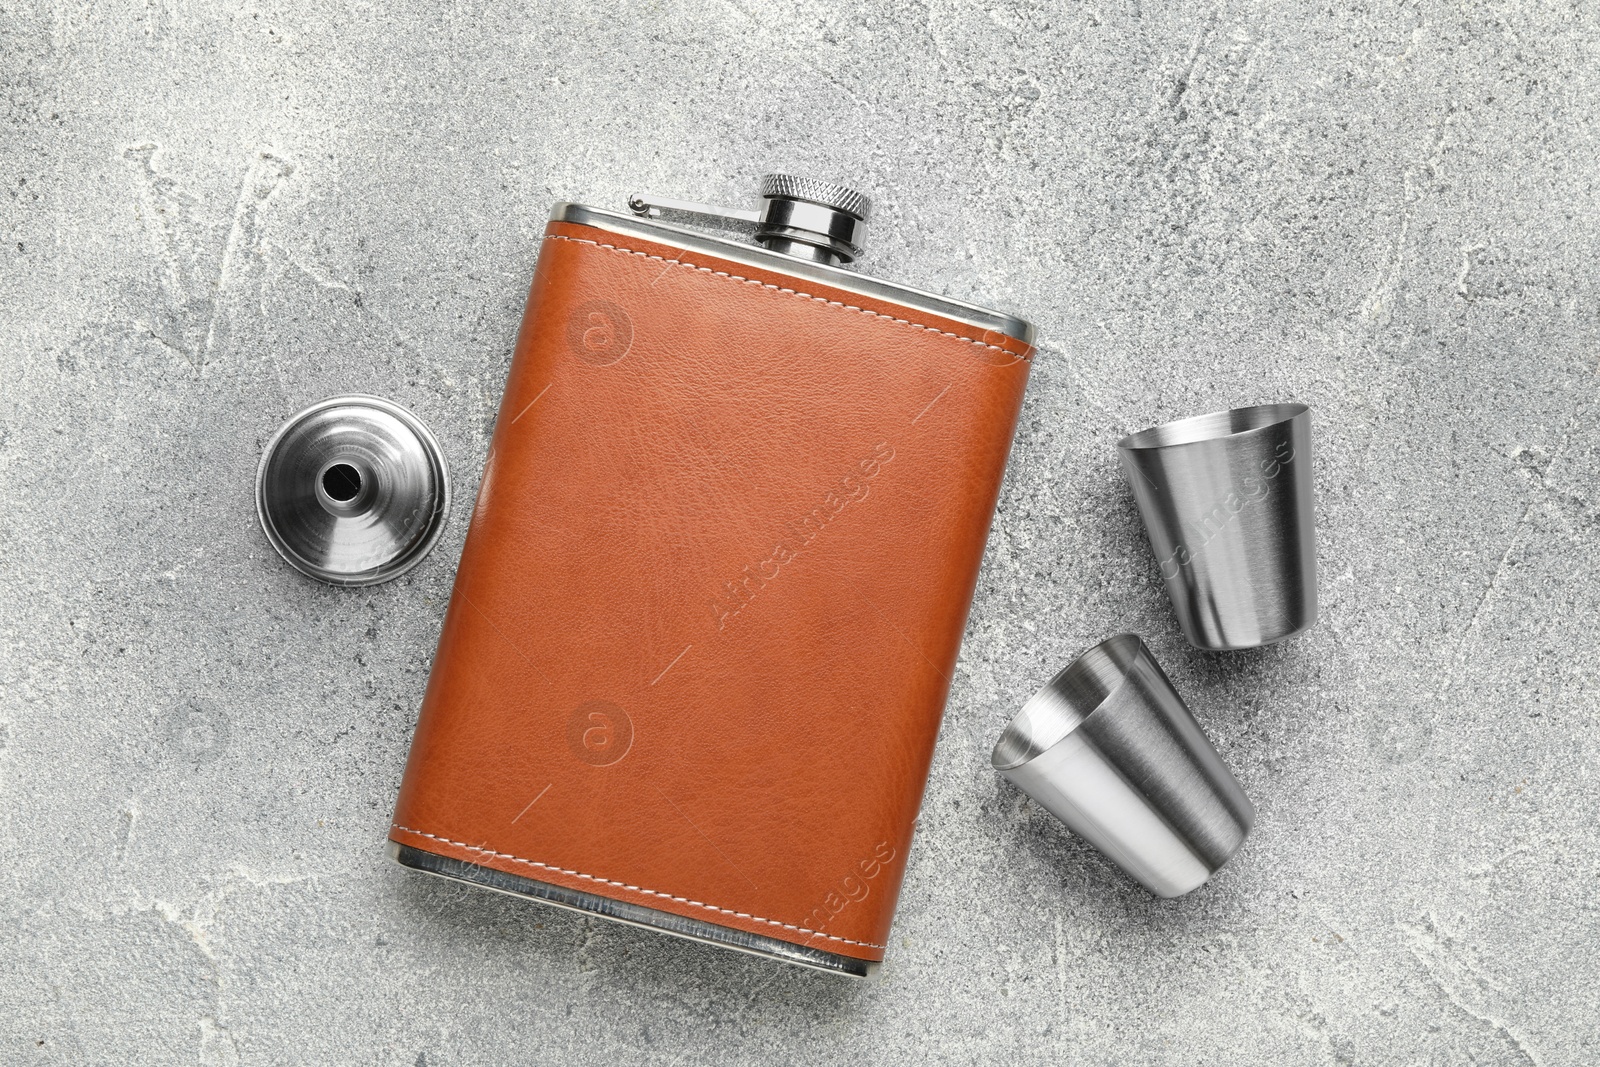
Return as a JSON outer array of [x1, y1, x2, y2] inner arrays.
[[4, 2, 1597, 1063]]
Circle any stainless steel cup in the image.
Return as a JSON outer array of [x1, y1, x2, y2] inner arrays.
[[992, 635, 1254, 897], [1117, 403, 1316, 651]]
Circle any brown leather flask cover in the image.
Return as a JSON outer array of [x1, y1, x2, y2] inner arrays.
[[390, 215, 1033, 963]]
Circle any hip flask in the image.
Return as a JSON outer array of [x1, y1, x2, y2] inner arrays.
[[390, 175, 1035, 976]]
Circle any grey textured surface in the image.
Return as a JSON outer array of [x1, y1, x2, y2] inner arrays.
[[3, 1, 1598, 1063]]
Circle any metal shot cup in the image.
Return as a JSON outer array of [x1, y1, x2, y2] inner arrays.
[[992, 635, 1254, 897], [1117, 403, 1317, 651]]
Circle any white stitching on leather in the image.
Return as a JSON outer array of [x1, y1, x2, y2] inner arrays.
[[544, 234, 1032, 364], [390, 824, 885, 950]]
